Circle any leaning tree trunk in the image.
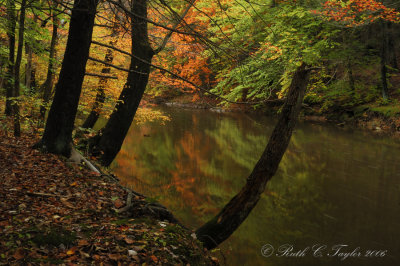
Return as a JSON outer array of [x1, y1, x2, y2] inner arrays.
[[35, 0, 98, 156], [90, 0, 154, 166], [4, 0, 16, 116], [40, 11, 59, 120], [195, 63, 311, 250], [81, 25, 118, 129]]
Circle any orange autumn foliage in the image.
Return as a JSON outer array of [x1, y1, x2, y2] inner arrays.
[[313, 0, 400, 26], [148, 8, 213, 96]]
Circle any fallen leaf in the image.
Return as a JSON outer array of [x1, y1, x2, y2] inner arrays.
[[13, 248, 25, 260], [113, 199, 124, 208], [124, 236, 134, 244], [128, 250, 137, 257], [78, 239, 89, 246], [150, 255, 158, 263], [108, 253, 121, 261], [66, 247, 77, 255]]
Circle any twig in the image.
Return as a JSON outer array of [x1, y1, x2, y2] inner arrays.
[[27, 192, 60, 197], [85, 72, 118, 79], [88, 56, 147, 75], [115, 192, 133, 213]]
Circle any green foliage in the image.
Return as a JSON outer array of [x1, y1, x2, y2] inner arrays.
[[370, 104, 400, 117], [203, 0, 340, 105]]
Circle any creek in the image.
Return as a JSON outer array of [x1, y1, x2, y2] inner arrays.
[[111, 106, 400, 266]]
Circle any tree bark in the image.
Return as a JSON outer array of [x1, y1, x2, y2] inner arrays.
[[346, 59, 355, 93], [90, 0, 154, 166], [35, 0, 98, 156], [195, 63, 311, 250], [24, 15, 37, 94], [386, 22, 398, 70], [380, 22, 389, 100], [12, 0, 27, 137], [25, 44, 33, 93], [4, 0, 16, 116], [40, 8, 59, 120], [81, 25, 118, 129]]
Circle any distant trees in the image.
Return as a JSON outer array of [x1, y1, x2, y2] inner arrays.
[[80, 21, 118, 130], [40, 2, 60, 120]]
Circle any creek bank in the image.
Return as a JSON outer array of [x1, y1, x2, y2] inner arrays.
[[302, 103, 400, 135], [0, 129, 217, 265], [149, 94, 400, 135]]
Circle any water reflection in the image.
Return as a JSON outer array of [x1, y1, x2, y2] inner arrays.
[[111, 107, 400, 266]]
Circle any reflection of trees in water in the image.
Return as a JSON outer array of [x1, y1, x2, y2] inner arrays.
[[112, 109, 400, 265], [219, 127, 333, 266]]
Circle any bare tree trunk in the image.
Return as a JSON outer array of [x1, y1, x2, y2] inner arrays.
[[40, 9, 59, 120], [34, 0, 99, 156], [381, 22, 389, 100], [12, 0, 27, 137], [4, 0, 16, 116], [81, 25, 118, 129], [195, 63, 311, 250], [25, 44, 33, 92], [346, 59, 355, 93], [24, 14, 38, 95], [387, 22, 398, 70]]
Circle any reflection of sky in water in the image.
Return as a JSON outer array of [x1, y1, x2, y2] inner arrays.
[[111, 107, 400, 266]]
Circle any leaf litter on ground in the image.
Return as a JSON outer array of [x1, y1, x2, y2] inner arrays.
[[0, 129, 217, 265]]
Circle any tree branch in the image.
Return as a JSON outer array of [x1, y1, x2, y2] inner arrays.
[[85, 72, 118, 79], [154, 0, 196, 54], [91, 40, 282, 105], [88, 56, 147, 75]]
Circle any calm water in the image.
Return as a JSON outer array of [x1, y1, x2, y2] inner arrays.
[[111, 107, 400, 266]]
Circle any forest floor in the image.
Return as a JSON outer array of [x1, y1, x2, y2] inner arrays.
[[0, 127, 217, 265]]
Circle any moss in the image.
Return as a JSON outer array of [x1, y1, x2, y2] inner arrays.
[[352, 105, 370, 116], [29, 257, 64, 264], [370, 105, 400, 117], [111, 217, 154, 226], [32, 228, 76, 247], [79, 223, 97, 238]]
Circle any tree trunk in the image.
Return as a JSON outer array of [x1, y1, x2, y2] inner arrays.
[[30, 67, 37, 93], [4, 0, 16, 116], [35, 0, 98, 156], [346, 59, 355, 93], [81, 25, 118, 129], [90, 0, 154, 166], [24, 15, 38, 94], [12, 0, 27, 137], [387, 22, 398, 70], [25, 44, 33, 93], [380, 22, 389, 100], [40, 10, 59, 120], [195, 63, 311, 250]]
